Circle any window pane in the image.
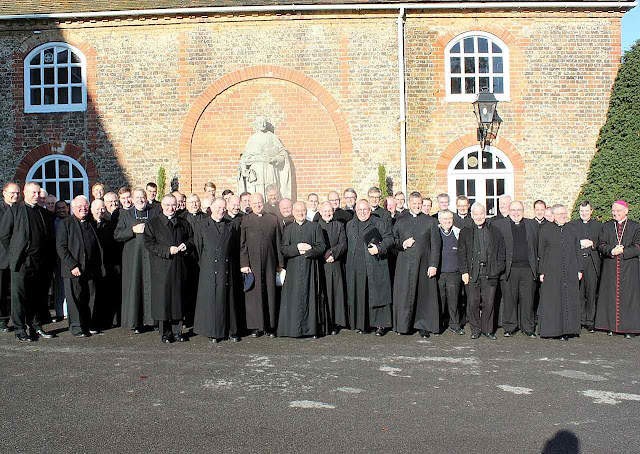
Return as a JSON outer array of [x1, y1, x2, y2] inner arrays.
[[478, 57, 489, 73], [71, 164, 81, 178], [44, 160, 56, 179], [451, 77, 461, 94], [463, 37, 474, 53], [59, 162, 70, 177], [479, 77, 489, 92], [29, 69, 41, 86], [497, 179, 505, 195], [467, 151, 478, 169], [71, 67, 82, 83], [469, 198, 475, 207], [30, 53, 41, 65], [493, 56, 503, 73], [44, 88, 55, 105], [493, 77, 504, 94], [46, 182, 57, 198], [482, 151, 493, 169], [456, 180, 465, 196], [58, 67, 68, 84], [71, 87, 82, 104], [496, 156, 506, 169], [454, 157, 464, 170], [58, 87, 68, 104], [464, 57, 475, 73], [487, 198, 496, 216], [43, 48, 54, 64], [32, 167, 42, 179], [450, 57, 461, 74], [492, 42, 502, 53], [71, 52, 81, 64], [57, 49, 68, 64], [478, 38, 488, 53], [44, 68, 54, 84], [467, 180, 476, 197], [59, 182, 70, 202], [73, 181, 84, 198], [30, 88, 41, 105], [486, 179, 495, 196], [450, 42, 460, 54], [465, 77, 475, 94]]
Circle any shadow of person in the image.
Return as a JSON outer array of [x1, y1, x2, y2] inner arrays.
[[542, 430, 580, 454]]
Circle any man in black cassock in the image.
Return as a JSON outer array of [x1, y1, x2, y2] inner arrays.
[[193, 198, 240, 343], [0, 182, 19, 332], [343, 188, 357, 215], [368, 187, 392, 228], [0, 182, 56, 341], [57, 196, 105, 337], [457, 202, 505, 340], [345, 199, 394, 336], [144, 194, 193, 343], [240, 193, 284, 338], [317, 201, 348, 333], [313, 191, 353, 224], [114, 188, 160, 333], [278, 198, 295, 231], [493, 200, 539, 338], [595, 200, 640, 339], [538, 204, 582, 341], [392, 192, 441, 338], [278, 201, 327, 338], [570, 200, 601, 333]]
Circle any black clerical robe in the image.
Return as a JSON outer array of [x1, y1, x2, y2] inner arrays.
[[392, 212, 442, 333], [277, 220, 327, 337], [313, 207, 353, 224], [114, 205, 159, 329], [240, 212, 284, 332], [193, 217, 238, 339], [179, 210, 207, 324], [345, 215, 394, 330], [537, 222, 582, 337], [144, 214, 193, 321], [318, 218, 348, 328], [595, 219, 640, 334]]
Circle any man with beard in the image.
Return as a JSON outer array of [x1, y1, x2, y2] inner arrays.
[[144, 194, 192, 343], [538, 204, 582, 341], [345, 199, 394, 336], [114, 188, 160, 333], [0, 183, 19, 332], [392, 192, 441, 338], [570, 201, 601, 333], [595, 200, 640, 339], [56, 196, 105, 337], [493, 201, 539, 338], [0, 182, 56, 341], [278, 201, 327, 338], [240, 193, 284, 338], [193, 198, 240, 343], [317, 201, 348, 333]]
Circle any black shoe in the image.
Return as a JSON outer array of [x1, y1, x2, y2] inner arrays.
[[162, 336, 173, 343], [586, 326, 595, 333], [209, 337, 219, 343], [230, 335, 240, 343], [267, 332, 277, 338], [420, 330, 430, 338], [73, 332, 87, 338], [312, 335, 319, 339], [375, 328, 386, 337], [624, 334, 635, 339], [607, 331, 613, 336], [250, 330, 263, 338], [330, 330, 338, 335], [89, 330, 101, 335], [559, 335, 569, 341], [522, 331, 536, 338], [133, 328, 142, 334], [174, 334, 186, 342], [504, 330, 514, 337], [484, 333, 497, 340], [470, 333, 480, 340], [36, 329, 54, 339], [16, 332, 32, 342]]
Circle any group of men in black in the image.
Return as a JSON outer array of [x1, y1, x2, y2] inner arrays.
[[0, 180, 638, 344]]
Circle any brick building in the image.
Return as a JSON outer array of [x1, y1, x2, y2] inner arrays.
[[0, 1, 634, 215]]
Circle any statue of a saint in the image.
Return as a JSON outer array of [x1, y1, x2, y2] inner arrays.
[[237, 116, 293, 199]]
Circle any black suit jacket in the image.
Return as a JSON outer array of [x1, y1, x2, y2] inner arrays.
[[570, 218, 602, 277], [0, 202, 11, 269], [493, 217, 539, 280], [457, 223, 506, 280], [0, 202, 55, 271], [56, 215, 106, 279]]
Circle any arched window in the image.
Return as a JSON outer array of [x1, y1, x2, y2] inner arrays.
[[447, 145, 514, 216], [24, 42, 87, 113], [26, 155, 89, 202], [445, 32, 510, 102]]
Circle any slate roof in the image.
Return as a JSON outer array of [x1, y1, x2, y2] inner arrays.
[[1, 0, 635, 17]]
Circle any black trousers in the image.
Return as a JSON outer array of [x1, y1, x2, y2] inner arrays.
[[11, 268, 45, 335], [98, 267, 121, 329], [159, 320, 182, 338], [466, 273, 498, 335], [501, 267, 535, 333], [580, 257, 598, 326], [64, 275, 99, 335], [0, 267, 10, 327], [438, 271, 462, 329]]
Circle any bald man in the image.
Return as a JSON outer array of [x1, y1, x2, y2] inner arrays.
[[595, 200, 640, 338], [312, 191, 353, 224], [0, 183, 20, 331]]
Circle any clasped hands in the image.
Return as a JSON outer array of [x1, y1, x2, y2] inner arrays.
[[612, 245, 624, 256], [169, 243, 187, 255], [297, 243, 312, 255]]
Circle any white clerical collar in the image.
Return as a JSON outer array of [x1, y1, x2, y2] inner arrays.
[[618, 218, 627, 224], [25, 202, 36, 208], [212, 218, 222, 223], [583, 220, 589, 224], [296, 220, 305, 225], [256, 213, 263, 217], [411, 212, 418, 217], [459, 213, 467, 218], [166, 214, 174, 220], [535, 217, 544, 223]]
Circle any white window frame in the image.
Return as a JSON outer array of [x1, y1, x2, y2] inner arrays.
[[24, 42, 88, 113], [26, 155, 89, 202], [447, 145, 514, 217], [444, 31, 510, 103]]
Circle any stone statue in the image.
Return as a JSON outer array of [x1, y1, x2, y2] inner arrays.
[[237, 116, 293, 200]]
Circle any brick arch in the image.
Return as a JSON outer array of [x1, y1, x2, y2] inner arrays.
[[15, 142, 99, 187], [433, 26, 517, 52], [178, 65, 353, 192], [434, 134, 525, 198]]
